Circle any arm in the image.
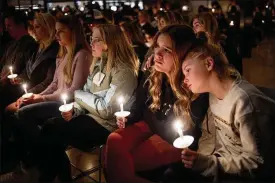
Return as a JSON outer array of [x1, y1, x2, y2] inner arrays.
[[75, 68, 137, 120], [40, 64, 59, 96], [193, 113, 271, 180], [126, 73, 149, 124], [43, 51, 91, 101], [28, 63, 55, 94]]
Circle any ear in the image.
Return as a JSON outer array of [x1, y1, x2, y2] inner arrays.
[[103, 43, 108, 51], [204, 57, 214, 71]]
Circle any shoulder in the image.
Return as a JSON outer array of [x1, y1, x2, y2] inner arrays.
[[75, 49, 92, 58], [229, 79, 275, 118]]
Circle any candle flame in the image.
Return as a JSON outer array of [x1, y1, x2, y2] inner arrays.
[[22, 84, 27, 90], [61, 94, 67, 100], [9, 66, 13, 70], [174, 120, 183, 130], [118, 96, 124, 104]]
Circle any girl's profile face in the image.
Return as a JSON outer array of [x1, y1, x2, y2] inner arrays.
[[182, 56, 211, 93], [153, 34, 174, 74], [90, 27, 107, 58], [193, 18, 205, 34], [55, 22, 72, 46], [33, 19, 48, 41]]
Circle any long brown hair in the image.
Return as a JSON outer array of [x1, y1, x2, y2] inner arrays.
[[56, 15, 90, 85], [193, 12, 220, 45], [148, 24, 196, 112], [172, 41, 240, 120], [120, 22, 145, 45], [90, 24, 139, 76]]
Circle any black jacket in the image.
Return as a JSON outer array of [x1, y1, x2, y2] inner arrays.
[[20, 41, 59, 94], [127, 73, 209, 149]]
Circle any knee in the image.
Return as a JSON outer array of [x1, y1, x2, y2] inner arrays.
[[5, 102, 18, 115], [106, 132, 124, 151]]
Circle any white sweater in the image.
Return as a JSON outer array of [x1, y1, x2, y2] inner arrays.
[[194, 79, 275, 182]]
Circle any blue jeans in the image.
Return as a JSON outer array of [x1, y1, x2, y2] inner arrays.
[[12, 101, 62, 165]]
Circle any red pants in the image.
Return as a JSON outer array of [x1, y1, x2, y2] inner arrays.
[[105, 121, 181, 183]]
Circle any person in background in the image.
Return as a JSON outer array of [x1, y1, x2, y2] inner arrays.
[[138, 11, 157, 32], [155, 10, 184, 31], [105, 24, 209, 183], [1, 15, 91, 177], [168, 41, 275, 182], [35, 24, 139, 182], [120, 22, 148, 73], [192, 12, 243, 74], [0, 11, 36, 89]]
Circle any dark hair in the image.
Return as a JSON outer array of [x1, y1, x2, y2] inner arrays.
[[5, 10, 28, 28], [120, 22, 145, 45]]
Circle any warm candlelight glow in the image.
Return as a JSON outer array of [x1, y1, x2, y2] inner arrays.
[[61, 94, 67, 105], [118, 96, 124, 112], [22, 84, 28, 94], [212, 8, 215, 13], [9, 66, 13, 75], [174, 120, 184, 139], [230, 21, 234, 26]]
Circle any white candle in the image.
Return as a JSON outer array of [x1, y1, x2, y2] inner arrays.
[[174, 120, 184, 139], [61, 94, 67, 105], [118, 97, 124, 112], [22, 84, 28, 94], [9, 66, 13, 75]]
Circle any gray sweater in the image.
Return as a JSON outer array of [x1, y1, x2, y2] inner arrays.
[[194, 79, 275, 182]]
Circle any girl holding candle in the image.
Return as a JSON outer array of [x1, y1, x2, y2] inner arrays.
[[32, 24, 139, 182], [105, 24, 209, 183], [169, 40, 275, 182], [1, 15, 91, 174]]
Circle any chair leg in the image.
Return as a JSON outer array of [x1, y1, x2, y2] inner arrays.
[[99, 145, 102, 183]]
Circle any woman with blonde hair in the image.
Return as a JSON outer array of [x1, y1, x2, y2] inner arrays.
[[0, 13, 57, 112], [4, 13, 59, 112], [192, 12, 243, 74], [105, 24, 209, 183], [168, 40, 275, 182], [2, 15, 91, 175], [33, 24, 139, 182]]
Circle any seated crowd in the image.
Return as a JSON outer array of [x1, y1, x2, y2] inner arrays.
[[0, 7, 275, 183]]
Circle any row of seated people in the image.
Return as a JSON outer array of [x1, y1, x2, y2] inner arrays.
[[0, 11, 275, 183]]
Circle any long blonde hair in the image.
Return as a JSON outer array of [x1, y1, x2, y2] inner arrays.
[[172, 41, 240, 120], [35, 13, 56, 49], [56, 15, 90, 84], [193, 12, 220, 45], [147, 24, 197, 112], [90, 24, 139, 76]]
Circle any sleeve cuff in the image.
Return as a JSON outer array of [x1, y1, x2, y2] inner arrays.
[[193, 153, 217, 178]]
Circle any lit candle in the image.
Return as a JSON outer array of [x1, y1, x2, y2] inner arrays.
[[212, 8, 215, 13], [61, 94, 67, 105], [9, 66, 13, 75], [22, 84, 28, 94], [118, 97, 124, 112], [174, 120, 184, 139], [230, 21, 234, 26]]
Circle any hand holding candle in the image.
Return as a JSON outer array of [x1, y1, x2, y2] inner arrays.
[[115, 96, 130, 127], [173, 120, 194, 149], [59, 93, 73, 112]]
